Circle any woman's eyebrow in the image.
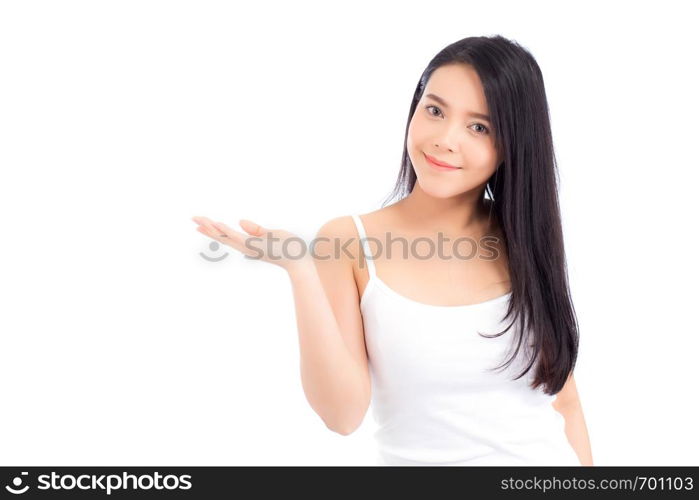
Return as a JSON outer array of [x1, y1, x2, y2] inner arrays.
[[425, 93, 491, 122]]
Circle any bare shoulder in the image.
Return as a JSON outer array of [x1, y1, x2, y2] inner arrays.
[[315, 215, 358, 241], [315, 207, 396, 240], [314, 208, 396, 277], [313, 215, 363, 274]]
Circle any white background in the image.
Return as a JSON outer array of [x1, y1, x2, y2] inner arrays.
[[1, 0, 697, 466]]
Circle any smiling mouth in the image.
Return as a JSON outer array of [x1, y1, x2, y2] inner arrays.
[[424, 152, 461, 170]]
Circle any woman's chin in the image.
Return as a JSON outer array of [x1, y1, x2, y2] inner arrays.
[[416, 178, 469, 199]]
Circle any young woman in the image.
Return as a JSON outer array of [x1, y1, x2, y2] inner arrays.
[[193, 35, 593, 466]]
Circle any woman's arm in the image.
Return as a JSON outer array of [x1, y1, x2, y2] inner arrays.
[[287, 256, 371, 435], [192, 216, 371, 435], [286, 217, 373, 435], [552, 374, 594, 466]]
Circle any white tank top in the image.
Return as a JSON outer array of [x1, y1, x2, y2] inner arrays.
[[351, 214, 580, 466]]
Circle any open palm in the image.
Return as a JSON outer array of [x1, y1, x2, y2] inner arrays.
[[192, 216, 309, 270]]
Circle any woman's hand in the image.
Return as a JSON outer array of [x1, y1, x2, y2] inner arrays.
[[192, 216, 311, 272]]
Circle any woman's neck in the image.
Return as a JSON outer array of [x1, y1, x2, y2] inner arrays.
[[393, 182, 491, 236]]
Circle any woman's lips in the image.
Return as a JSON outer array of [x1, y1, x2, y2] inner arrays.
[[424, 152, 461, 170]]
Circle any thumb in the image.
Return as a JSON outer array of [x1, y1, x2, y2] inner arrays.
[[239, 219, 268, 236]]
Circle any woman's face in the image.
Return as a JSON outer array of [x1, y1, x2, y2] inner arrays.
[[407, 63, 501, 199]]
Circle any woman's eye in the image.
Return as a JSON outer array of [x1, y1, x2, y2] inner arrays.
[[471, 123, 489, 135], [426, 104, 489, 135], [425, 104, 443, 117]]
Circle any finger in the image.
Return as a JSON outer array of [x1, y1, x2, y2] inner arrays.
[[192, 216, 211, 228], [194, 216, 219, 235], [193, 216, 233, 248], [210, 220, 259, 257], [211, 220, 236, 239], [198, 227, 226, 245], [239, 219, 268, 236], [195, 217, 262, 257]]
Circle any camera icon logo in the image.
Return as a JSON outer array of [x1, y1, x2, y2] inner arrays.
[[5, 472, 29, 494]]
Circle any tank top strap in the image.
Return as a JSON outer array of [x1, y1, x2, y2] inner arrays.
[[350, 214, 377, 278]]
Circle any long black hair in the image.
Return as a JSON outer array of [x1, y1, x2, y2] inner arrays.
[[382, 35, 578, 395]]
